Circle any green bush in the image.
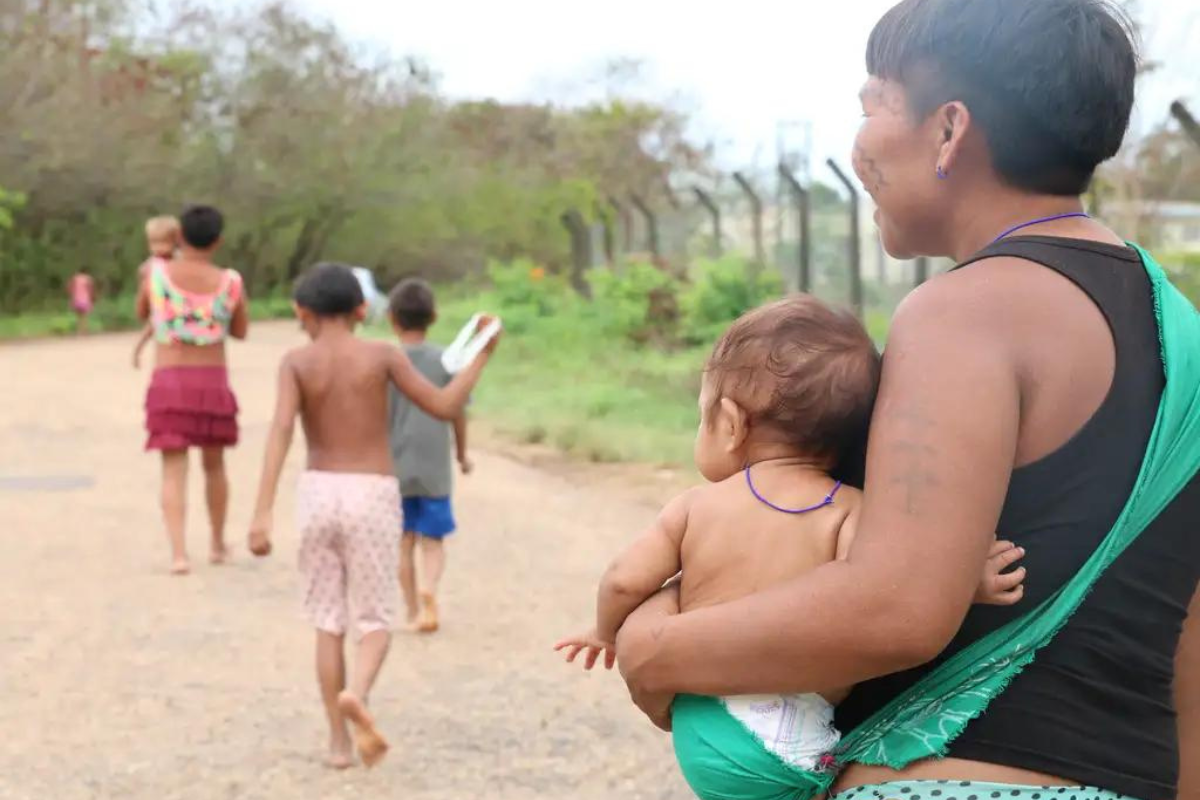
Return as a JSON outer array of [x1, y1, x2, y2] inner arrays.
[[681, 257, 784, 345], [586, 261, 681, 344]]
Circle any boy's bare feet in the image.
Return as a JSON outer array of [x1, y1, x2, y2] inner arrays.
[[417, 592, 439, 633], [325, 732, 354, 770], [170, 558, 191, 576], [337, 690, 388, 767]]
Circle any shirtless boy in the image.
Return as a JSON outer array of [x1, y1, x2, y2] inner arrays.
[[248, 263, 497, 768]]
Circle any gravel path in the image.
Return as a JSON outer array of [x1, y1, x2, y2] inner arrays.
[[0, 324, 692, 800]]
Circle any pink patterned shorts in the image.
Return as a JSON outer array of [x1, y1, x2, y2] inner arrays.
[[297, 471, 401, 638]]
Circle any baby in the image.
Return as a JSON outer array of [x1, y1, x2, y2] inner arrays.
[[132, 215, 180, 369], [556, 295, 1026, 800]]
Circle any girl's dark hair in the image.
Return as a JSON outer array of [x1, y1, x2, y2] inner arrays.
[[867, 0, 1137, 196], [388, 279, 436, 331], [706, 295, 881, 469], [179, 205, 224, 248], [293, 263, 364, 317]]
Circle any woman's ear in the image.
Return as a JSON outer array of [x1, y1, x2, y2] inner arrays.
[[933, 100, 972, 178], [719, 397, 751, 452]]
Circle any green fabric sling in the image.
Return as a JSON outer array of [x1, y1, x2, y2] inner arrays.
[[836, 244, 1200, 769]]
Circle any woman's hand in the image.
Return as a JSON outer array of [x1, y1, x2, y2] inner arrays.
[[617, 582, 681, 731]]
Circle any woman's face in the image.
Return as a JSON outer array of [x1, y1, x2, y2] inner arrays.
[[852, 77, 946, 259]]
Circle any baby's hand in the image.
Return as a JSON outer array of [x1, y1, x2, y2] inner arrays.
[[975, 539, 1026, 606], [248, 512, 273, 558], [553, 629, 616, 671]]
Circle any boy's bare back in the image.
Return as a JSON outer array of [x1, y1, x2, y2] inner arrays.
[[287, 335, 398, 476], [677, 468, 860, 615]]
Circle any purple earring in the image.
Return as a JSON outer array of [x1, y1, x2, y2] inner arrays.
[[936, 165, 949, 180]]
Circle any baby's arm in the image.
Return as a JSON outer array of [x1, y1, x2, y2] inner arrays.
[[836, 500, 1026, 605], [385, 327, 498, 421], [555, 490, 691, 669], [131, 324, 153, 369], [248, 354, 302, 557]]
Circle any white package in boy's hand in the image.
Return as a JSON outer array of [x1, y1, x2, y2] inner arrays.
[[441, 313, 502, 374]]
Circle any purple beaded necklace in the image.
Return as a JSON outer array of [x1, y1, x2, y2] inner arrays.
[[744, 465, 842, 515], [990, 211, 1090, 245]]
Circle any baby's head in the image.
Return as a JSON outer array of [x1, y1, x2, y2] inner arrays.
[[145, 216, 180, 259], [293, 263, 366, 336], [388, 278, 436, 335], [694, 294, 881, 482]]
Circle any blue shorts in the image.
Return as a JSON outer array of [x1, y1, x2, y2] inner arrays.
[[401, 496, 456, 539]]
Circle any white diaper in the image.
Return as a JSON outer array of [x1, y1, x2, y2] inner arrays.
[[721, 693, 841, 770]]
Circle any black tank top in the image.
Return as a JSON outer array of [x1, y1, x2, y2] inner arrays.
[[836, 237, 1200, 800]]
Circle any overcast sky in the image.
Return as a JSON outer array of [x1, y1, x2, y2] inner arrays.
[[295, 0, 1199, 174]]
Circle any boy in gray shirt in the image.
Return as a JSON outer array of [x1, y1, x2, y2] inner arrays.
[[387, 279, 472, 633]]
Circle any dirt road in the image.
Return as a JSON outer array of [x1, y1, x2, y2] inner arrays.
[[0, 324, 692, 800]]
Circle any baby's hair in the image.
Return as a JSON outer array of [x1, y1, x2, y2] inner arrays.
[[388, 278, 436, 331], [705, 294, 881, 466], [145, 216, 180, 247], [293, 262, 365, 317]]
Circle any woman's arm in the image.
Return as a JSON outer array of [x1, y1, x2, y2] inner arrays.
[[618, 275, 1021, 700], [1176, 585, 1200, 800]]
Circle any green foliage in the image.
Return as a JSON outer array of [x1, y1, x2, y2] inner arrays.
[[586, 261, 681, 343], [681, 257, 785, 344], [0, 1, 704, 312]]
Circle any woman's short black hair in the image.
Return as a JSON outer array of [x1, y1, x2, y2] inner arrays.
[[867, 0, 1138, 196], [388, 278, 436, 331], [293, 263, 365, 317], [179, 205, 224, 249]]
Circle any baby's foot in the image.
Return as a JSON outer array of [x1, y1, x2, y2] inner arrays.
[[416, 592, 439, 634], [170, 557, 191, 576], [337, 691, 389, 768]]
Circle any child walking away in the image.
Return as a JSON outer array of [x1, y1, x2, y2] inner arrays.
[[555, 296, 1027, 800], [247, 264, 497, 769], [136, 205, 247, 575], [67, 267, 95, 335], [387, 279, 472, 634], [133, 216, 181, 369]]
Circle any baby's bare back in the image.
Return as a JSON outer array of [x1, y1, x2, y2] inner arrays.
[[679, 470, 860, 614], [290, 337, 394, 475]]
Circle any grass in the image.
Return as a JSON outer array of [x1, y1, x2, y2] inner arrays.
[[368, 288, 711, 468], [0, 294, 295, 340]]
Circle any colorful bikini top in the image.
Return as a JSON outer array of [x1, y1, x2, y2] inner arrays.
[[149, 260, 243, 346]]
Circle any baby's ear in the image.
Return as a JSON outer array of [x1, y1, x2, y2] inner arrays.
[[718, 397, 750, 451]]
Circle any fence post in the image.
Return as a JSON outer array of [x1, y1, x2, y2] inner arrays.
[[596, 200, 616, 265], [826, 158, 864, 318], [732, 172, 765, 267], [914, 256, 930, 288], [693, 187, 722, 258], [777, 162, 811, 293], [560, 208, 593, 298], [1171, 101, 1200, 150], [630, 193, 659, 257], [609, 194, 633, 254]]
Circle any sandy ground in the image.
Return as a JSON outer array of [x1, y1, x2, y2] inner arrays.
[[0, 324, 693, 800]]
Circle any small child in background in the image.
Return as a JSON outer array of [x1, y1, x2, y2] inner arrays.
[[67, 267, 95, 335], [387, 279, 472, 634], [555, 295, 1027, 800], [133, 216, 181, 369], [248, 263, 496, 769]]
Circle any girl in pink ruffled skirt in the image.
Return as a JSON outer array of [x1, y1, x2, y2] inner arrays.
[[135, 205, 248, 574]]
